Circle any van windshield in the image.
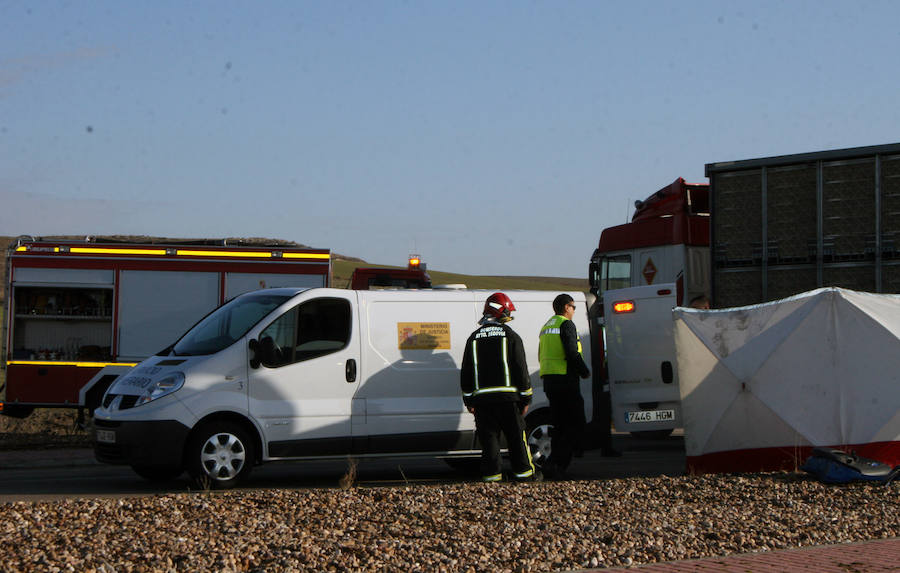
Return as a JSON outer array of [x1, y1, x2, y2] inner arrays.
[[172, 292, 292, 356]]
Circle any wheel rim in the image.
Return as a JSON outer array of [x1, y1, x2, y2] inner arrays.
[[527, 423, 553, 467], [200, 432, 246, 481]]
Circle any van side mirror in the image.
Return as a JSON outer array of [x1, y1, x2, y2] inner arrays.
[[249, 339, 261, 369], [250, 336, 282, 368]]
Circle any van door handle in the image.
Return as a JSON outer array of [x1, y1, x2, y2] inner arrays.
[[345, 359, 357, 383]]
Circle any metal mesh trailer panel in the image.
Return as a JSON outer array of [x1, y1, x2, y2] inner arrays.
[[706, 143, 900, 308]]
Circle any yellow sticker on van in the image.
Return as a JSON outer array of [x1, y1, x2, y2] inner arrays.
[[398, 322, 451, 350]]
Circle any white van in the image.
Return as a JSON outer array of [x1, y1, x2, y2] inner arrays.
[[602, 283, 680, 438], [93, 288, 592, 487]]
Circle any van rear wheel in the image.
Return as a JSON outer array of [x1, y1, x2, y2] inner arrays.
[[187, 422, 255, 489]]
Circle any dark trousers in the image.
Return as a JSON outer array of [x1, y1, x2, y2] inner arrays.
[[545, 380, 585, 470], [473, 401, 535, 481]]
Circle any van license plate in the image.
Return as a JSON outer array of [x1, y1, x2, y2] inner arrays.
[[627, 409, 675, 423], [96, 429, 116, 444]]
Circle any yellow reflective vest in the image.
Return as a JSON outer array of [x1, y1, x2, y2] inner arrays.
[[539, 315, 583, 376]]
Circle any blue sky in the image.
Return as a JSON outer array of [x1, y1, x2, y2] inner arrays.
[[2, 1, 900, 277]]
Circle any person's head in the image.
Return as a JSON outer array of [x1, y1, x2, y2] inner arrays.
[[689, 294, 711, 310], [553, 293, 576, 318], [482, 292, 516, 323]]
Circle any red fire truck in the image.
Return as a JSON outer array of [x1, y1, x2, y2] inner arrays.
[[1, 238, 331, 419]]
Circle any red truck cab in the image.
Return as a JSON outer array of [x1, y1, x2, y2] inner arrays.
[[350, 255, 432, 290]]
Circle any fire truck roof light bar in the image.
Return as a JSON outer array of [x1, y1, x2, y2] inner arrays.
[[15, 245, 330, 260]]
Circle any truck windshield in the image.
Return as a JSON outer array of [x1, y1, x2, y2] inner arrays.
[[172, 292, 292, 356]]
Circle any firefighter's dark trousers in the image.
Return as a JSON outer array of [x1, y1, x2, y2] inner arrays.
[[545, 379, 586, 470], [473, 401, 535, 482]]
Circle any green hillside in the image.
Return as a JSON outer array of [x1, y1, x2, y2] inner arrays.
[[331, 259, 588, 293]]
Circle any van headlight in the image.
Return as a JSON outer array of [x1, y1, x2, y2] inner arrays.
[[135, 372, 185, 406]]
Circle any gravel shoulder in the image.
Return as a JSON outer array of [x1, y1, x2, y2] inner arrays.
[[1, 412, 898, 571], [1, 462, 898, 571]]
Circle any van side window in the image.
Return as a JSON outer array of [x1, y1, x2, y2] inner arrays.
[[258, 298, 351, 367]]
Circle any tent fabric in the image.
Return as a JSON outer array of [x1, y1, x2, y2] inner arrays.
[[674, 287, 900, 474]]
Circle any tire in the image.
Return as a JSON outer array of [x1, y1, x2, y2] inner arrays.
[[131, 464, 183, 482], [186, 421, 255, 489], [630, 429, 673, 440], [525, 409, 553, 468]]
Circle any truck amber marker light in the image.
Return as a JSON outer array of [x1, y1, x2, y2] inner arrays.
[[281, 252, 331, 260], [176, 249, 273, 258], [70, 247, 168, 256], [174, 249, 330, 260], [612, 301, 636, 313]]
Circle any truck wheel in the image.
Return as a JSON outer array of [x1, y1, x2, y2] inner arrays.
[[186, 422, 255, 489], [525, 410, 553, 468], [131, 464, 183, 482]]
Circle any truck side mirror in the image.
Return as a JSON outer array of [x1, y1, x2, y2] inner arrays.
[[249, 339, 261, 369], [588, 262, 600, 296]]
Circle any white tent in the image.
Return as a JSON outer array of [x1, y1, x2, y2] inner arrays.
[[674, 287, 900, 474]]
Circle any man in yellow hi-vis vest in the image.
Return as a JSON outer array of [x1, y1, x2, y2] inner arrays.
[[538, 293, 590, 479]]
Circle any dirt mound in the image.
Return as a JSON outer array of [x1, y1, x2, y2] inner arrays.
[[0, 409, 92, 450]]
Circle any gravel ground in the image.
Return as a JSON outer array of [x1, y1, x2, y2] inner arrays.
[[1, 472, 898, 572]]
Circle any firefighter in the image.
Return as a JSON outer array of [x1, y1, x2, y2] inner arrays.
[[460, 292, 539, 482], [539, 293, 591, 479]]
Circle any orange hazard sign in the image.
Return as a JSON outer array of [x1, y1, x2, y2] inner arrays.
[[642, 258, 657, 285]]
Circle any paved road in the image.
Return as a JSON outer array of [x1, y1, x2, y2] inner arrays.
[[0, 431, 684, 502]]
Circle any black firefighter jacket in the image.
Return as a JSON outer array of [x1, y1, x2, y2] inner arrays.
[[460, 321, 533, 409]]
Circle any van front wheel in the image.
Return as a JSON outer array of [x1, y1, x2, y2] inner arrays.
[[187, 422, 255, 489]]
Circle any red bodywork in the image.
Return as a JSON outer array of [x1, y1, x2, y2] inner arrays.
[[596, 178, 710, 253], [349, 267, 432, 290]]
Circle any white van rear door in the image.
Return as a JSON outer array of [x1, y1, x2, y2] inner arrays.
[[248, 290, 360, 458], [603, 284, 681, 433]]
